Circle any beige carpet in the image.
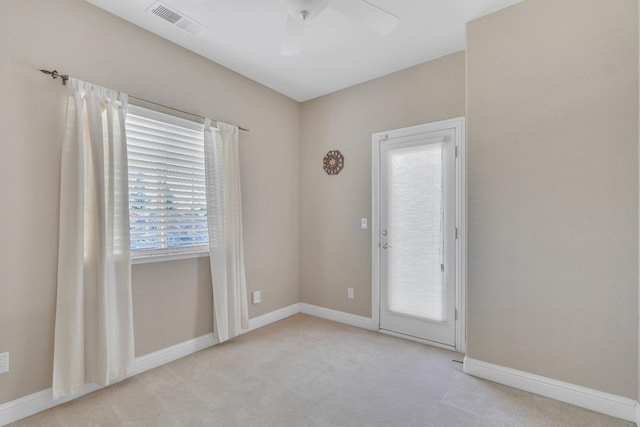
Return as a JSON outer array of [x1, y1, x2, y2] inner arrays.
[[12, 314, 631, 426]]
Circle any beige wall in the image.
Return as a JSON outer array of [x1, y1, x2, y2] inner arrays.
[[466, 0, 639, 398], [299, 52, 466, 317], [0, 0, 300, 404]]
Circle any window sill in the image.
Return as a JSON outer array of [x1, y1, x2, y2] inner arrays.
[[131, 250, 209, 265]]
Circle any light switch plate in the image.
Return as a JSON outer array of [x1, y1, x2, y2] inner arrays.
[[360, 218, 368, 229]]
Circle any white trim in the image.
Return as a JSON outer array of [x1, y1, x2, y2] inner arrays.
[[378, 329, 456, 352], [0, 384, 102, 427], [371, 133, 381, 334], [454, 118, 467, 354], [3, 305, 636, 426], [463, 357, 638, 423], [0, 303, 300, 426], [132, 303, 300, 376], [299, 303, 375, 330], [246, 303, 301, 332], [131, 250, 209, 265], [130, 333, 217, 377], [371, 117, 467, 352]]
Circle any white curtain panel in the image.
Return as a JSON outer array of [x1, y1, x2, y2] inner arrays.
[[204, 120, 249, 343], [53, 79, 134, 399]]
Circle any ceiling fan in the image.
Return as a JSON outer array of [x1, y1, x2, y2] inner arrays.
[[279, 0, 399, 56]]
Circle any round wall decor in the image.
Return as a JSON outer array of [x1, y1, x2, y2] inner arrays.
[[323, 150, 344, 175]]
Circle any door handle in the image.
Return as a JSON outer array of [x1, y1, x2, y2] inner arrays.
[[382, 242, 391, 249]]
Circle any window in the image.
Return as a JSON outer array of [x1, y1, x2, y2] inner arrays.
[[125, 104, 208, 261]]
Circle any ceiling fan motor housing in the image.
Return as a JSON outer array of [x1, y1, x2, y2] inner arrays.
[[280, 0, 331, 21]]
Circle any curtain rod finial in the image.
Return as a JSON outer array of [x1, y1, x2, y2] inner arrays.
[[40, 69, 69, 85]]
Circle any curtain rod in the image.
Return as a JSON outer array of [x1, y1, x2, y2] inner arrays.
[[39, 69, 249, 132]]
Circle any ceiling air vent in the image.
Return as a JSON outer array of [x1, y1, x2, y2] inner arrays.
[[148, 2, 207, 36]]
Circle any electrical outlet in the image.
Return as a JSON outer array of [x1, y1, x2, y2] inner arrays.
[[0, 352, 9, 374], [347, 288, 354, 300], [252, 290, 261, 304]]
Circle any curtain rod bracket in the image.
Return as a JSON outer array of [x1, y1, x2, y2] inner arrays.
[[40, 69, 69, 85]]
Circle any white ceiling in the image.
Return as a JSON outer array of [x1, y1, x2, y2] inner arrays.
[[85, 0, 522, 102]]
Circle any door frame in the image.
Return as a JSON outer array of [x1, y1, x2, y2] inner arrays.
[[372, 117, 466, 353]]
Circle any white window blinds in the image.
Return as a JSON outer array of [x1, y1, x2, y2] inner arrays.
[[125, 104, 208, 257]]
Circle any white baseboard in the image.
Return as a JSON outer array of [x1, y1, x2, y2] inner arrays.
[[299, 303, 374, 330], [0, 384, 102, 427], [246, 303, 301, 332], [0, 303, 300, 426], [131, 333, 218, 377], [5, 308, 636, 426], [132, 303, 300, 377], [463, 357, 637, 423]]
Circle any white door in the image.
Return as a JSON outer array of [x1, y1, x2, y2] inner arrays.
[[373, 119, 461, 348]]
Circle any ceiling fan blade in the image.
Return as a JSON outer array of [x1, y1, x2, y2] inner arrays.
[[281, 15, 305, 56], [330, 0, 398, 35]]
